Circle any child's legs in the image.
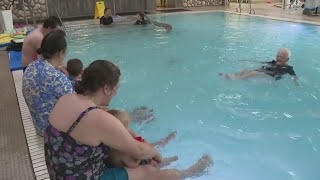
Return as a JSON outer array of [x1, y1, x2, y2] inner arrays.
[[126, 165, 180, 180], [224, 70, 266, 80], [159, 156, 179, 168], [149, 156, 179, 168], [237, 70, 266, 79], [126, 154, 212, 180], [152, 131, 177, 147]]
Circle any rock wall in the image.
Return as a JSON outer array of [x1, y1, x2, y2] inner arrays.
[[182, 0, 223, 7], [0, 0, 48, 21]]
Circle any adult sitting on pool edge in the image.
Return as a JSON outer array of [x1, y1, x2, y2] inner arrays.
[[219, 48, 299, 85], [22, 16, 62, 71], [45, 60, 212, 179], [23, 30, 73, 136]]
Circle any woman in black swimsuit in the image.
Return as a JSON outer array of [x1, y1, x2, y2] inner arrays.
[[220, 48, 299, 85], [100, 8, 113, 25]]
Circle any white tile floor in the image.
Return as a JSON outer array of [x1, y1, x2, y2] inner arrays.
[[12, 70, 50, 180]]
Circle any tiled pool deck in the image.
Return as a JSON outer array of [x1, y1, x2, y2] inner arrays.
[[1, 3, 319, 179], [0, 51, 35, 180]]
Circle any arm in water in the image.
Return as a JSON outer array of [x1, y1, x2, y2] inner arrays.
[[152, 21, 173, 31], [144, 15, 172, 31], [292, 75, 299, 86]]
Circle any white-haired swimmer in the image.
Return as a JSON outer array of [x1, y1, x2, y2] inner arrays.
[[219, 48, 299, 86]]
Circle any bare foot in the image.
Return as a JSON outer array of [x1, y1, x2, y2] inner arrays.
[[181, 154, 213, 179], [164, 131, 177, 143], [219, 73, 236, 80], [160, 156, 179, 168], [153, 131, 177, 147]]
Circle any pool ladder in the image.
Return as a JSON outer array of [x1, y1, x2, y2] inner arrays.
[[52, 2, 68, 35], [236, 0, 255, 14], [19, 0, 37, 27], [20, 0, 67, 34]]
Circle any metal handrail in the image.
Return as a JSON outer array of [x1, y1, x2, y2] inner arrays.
[[235, 0, 244, 13], [21, 0, 37, 27], [235, 0, 255, 14], [249, 0, 255, 14], [52, 2, 67, 35], [112, 0, 116, 15]]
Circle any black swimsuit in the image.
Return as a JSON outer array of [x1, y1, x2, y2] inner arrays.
[[257, 60, 296, 80], [100, 16, 114, 25], [135, 20, 148, 25]]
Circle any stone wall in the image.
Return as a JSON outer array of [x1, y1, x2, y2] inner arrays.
[[0, 0, 48, 21], [182, 0, 223, 7]]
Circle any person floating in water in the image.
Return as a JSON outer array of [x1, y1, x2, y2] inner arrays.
[[219, 48, 299, 85], [100, 8, 113, 25], [134, 11, 173, 32], [134, 12, 149, 25]]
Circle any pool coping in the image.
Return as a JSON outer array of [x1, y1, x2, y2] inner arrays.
[[0, 51, 35, 180], [61, 9, 320, 29], [148, 9, 320, 26], [12, 70, 50, 180]]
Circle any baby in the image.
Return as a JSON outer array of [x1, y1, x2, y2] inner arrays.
[[107, 109, 178, 168], [66, 58, 83, 87]]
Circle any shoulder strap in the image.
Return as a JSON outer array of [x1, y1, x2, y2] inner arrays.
[[66, 106, 100, 135]]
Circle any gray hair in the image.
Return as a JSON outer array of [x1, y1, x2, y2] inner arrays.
[[277, 48, 291, 59]]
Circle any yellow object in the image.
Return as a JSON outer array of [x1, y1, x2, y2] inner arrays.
[[0, 33, 10, 38], [0, 32, 26, 45], [94, 1, 106, 19], [0, 33, 11, 44], [0, 37, 12, 44]]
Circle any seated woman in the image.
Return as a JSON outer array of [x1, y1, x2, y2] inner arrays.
[[100, 8, 114, 25], [45, 60, 213, 179], [23, 30, 73, 136]]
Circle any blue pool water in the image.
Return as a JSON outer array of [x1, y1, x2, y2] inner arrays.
[[66, 12, 320, 180]]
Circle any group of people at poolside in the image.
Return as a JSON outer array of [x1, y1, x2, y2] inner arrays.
[[21, 16, 211, 180], [20, 13, 298, 179]]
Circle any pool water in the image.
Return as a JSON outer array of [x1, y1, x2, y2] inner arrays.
[[66, 12, 320, 180]]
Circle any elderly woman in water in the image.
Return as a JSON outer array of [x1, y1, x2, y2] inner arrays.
[[219, 48, 298, 85]]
